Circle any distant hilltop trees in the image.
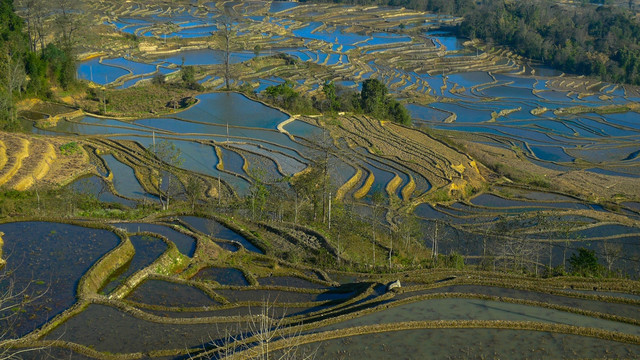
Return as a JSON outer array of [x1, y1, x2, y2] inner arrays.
[[310, 0, 640, 85]]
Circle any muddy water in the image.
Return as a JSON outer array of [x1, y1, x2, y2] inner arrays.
[[126, 279, 218, 307], [46, 304, 242, 353], [179, 216, 264, 254], [322, 297, 640, 335], [299, 329, 640, 359], [0, 222, 120, 337], [100, 234, 167, 294], [193, 267, 249, 286]]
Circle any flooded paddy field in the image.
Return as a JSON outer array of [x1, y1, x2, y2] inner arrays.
[[5, 0, 640, 358], [1, 217, 639, 359], [297, 329, 640, 359]]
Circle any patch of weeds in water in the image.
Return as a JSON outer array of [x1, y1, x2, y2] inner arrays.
[[600, 201, 620, 212]]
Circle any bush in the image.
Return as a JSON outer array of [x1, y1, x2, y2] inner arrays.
[[262, 81, 314, 114], [569, 247, 604, 277], [442, 251, 464, 270], [59, 142, 80, 156], [152, 73, 166, 85], [359, 79, 411, 125], [181, 66, 195, 84]]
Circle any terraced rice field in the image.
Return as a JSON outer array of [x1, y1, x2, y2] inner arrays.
[[1, 219, 638, 359], [14, 0, 639, 276], [4, 0, 640, 358], [0, 132, 90, 191]]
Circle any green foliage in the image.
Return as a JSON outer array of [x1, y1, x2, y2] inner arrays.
[[0, 0, 26, 41], [179, 66, 203, 90], [360, 78, 388, 117], [359, 79, 411, 125], [441, 251, 465, 270], [314, 0, 640, 85], [569, 247, 604, 277], [322, 81, 340, 113], [0, 1, 77, 130], [459, 0, 640, 85], [263, 80, 314, 114], [152, 73, 166, 85], [181, 66, 195, 84], [387, 98, 411, 125], [527, 175, 551, 188], [59, 141, 80, 156], [42, 43, 75, 90], [238, 81, 254, 94], [429, 188, 451, 202]]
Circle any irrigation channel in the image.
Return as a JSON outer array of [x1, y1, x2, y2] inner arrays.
[[2, 0, 640, 358]]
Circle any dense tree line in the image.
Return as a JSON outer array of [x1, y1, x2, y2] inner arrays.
[[305, 0, 640, 85], [0, 0, 76, 131], [262, 78, 410, 124], [460, 1, 640, 85]]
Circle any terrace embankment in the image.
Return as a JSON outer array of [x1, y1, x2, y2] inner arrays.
[[0, 231, 4, 267], [329, 115, 485, 202], [459, 136, 640, 202], [0, 132, 92, 190]]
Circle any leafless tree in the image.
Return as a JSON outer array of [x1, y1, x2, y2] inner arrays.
[[202, 300, 316, 360], [219, 15, 233, 90], [0, 266, 48, 359], [52, 0, 82, 49], [148, 140, 184, 210], [184, 176, 206, 212], [601, 240, 623, 273], [1, 47, 26, 123], [16, 0, 49, 52], [424, 219, 448, 265]]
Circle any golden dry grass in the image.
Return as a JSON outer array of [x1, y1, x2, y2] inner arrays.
[[13, 142, 57, 191], [385, 174, 402, 198], [400, 175, 416, 200], [0, 137, 30, 187], [215, 146, 224, 170], [353, 171, 375, 199], [0, 140, 6, 171], [0, 132, 91, 190], [336, 168, 362, 201]]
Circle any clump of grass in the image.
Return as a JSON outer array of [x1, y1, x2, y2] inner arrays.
[[429, 188, 451, 202], [526, 174, 551, 188], [59, 141, 80, 156]]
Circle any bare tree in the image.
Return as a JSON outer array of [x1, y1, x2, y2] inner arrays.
[[0, 265, 48, 359], [204, 300, 316, 360], [148, 140, 184, 210], [488, 215, 545, 274], [601, 240, 623, 273], [425, 219, 448, 265], [16, 0, 49, 52], [219, 15, 233, 90], [52, 0, 82, 49], [184, 176, 205, 212], [1, 47, 26, 124]]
